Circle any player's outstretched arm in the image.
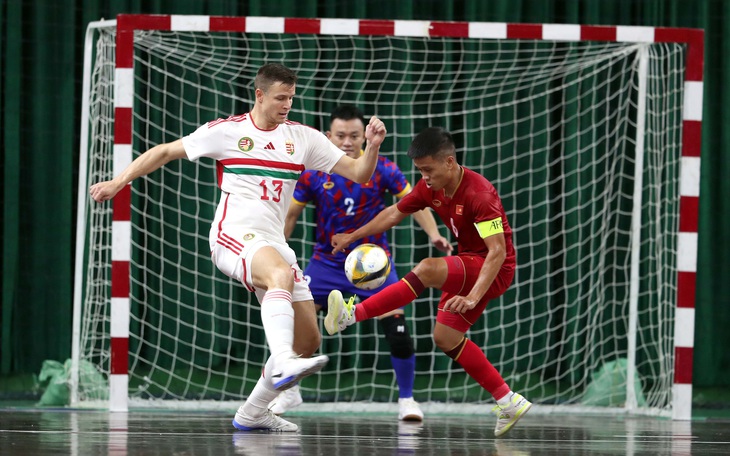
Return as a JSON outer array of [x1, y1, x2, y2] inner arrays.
[[89, 139, 187, 202], [330, 116, 386, 184], [331, 204, 406, 253]]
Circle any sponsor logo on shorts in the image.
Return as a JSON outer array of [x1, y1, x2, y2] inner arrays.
[[238, 137, 254, 152], [243, 233, 255, 241], [323, 181, 335, 189]]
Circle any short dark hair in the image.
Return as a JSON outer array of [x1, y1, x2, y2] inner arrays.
[[330, 105, 365, 126], [255, 63, 297, 93], [407, 127, 456, 159]]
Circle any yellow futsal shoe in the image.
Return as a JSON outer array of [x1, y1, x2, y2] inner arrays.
[[324, 290, 356, 335], [492, 392, 532, 437]]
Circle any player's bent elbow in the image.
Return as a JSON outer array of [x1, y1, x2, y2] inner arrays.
[[350, 171, 372, 185], [353, 162, 377, 184]]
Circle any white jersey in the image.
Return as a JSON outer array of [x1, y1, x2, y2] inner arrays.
[[182, 112, 345, 248]]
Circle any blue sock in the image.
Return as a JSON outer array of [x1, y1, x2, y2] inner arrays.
[[391, 354, 416, 398]]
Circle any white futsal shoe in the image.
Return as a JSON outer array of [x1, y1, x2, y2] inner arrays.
[[232, 407, 298, 432], [492, 392, 532, 437], [398, 397, 424, 422], [269, 384, 304, 415], [324, 290, 356, 335], [271, 355, 329, 390]]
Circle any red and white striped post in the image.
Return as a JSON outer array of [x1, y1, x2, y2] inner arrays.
[[109, 15, 135, 412], [668, 25, 704, 420], [110, 15, 703, 416]]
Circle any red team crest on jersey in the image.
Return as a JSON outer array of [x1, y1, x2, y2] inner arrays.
[[456, 205, 464, 215], [238, 137, 254, 152], [285, 140, 295, 155]]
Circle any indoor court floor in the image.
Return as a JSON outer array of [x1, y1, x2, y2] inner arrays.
[[0, 407, 729, 455]]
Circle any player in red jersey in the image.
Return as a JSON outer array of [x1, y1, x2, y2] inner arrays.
[[325, 126, 531, 437]]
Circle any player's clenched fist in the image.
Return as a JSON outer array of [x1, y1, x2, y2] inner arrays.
[[330, 232, 355, 254], [365, 116, 386, 148], [89, 180, 124, 202]]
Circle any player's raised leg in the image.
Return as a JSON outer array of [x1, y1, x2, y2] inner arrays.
[[324, 271, 427, 335]]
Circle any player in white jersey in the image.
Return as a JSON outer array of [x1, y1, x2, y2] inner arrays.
[[90, 63, 387, 432], [185, 111, 352, 255]]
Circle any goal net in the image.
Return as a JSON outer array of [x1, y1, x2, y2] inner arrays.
[[73, 16, 702, 418]]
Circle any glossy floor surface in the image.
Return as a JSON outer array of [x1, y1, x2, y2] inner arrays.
[[0, 408, 728, 455]]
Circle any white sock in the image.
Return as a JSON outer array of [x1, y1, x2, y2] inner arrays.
[[496, 391, 514, 406], [241, 357, 278, 417], [260, 289, 295, 362]]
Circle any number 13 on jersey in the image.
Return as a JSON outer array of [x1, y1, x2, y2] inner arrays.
[[259, 179, 283, 202]]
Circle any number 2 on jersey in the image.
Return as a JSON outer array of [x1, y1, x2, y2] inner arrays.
[[259, 179, 283, 202], [344, 197, 355, 216]]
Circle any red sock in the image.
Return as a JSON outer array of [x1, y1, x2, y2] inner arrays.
[[355, 272, 425, 321], [446, 337, 509, 400]]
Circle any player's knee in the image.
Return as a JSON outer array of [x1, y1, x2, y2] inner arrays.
[[380, 315, 414, 359], [433, 325, 451, 353], [433, 334, 452, 353], [432, 325, 457, 353], [411, 257, 446, 288], [264, 265, 295, 291]]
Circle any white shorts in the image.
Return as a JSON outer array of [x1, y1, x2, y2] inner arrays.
[[210, 231, 312, 304]]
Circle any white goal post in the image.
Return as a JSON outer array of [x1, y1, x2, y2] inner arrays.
[[72, 14, 703, 420]]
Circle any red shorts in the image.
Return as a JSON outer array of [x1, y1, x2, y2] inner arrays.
[[436, 254, 514, 333]]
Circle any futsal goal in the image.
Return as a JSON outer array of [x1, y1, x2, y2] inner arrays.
[[72, 15, 703, 420]]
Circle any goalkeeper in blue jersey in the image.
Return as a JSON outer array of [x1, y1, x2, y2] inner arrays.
[[271, 105, 452, 421]]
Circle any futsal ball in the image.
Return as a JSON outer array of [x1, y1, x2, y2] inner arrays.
[[344, 243, 392, 290]]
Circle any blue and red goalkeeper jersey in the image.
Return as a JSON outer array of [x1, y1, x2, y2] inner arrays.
[[292, 155, 410, 266]]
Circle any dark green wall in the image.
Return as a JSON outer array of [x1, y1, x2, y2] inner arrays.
[[1, 0, 728, 388]]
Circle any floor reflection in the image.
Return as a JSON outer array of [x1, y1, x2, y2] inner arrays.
[[0, 408, 727, 455]]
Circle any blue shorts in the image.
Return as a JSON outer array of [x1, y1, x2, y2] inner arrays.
[[303, 259, 400, 310]]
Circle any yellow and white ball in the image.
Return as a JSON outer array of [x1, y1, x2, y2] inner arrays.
[[344, 243, 392, 290]]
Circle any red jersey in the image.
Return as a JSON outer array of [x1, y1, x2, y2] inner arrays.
[[397, 166, 515, 267]]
